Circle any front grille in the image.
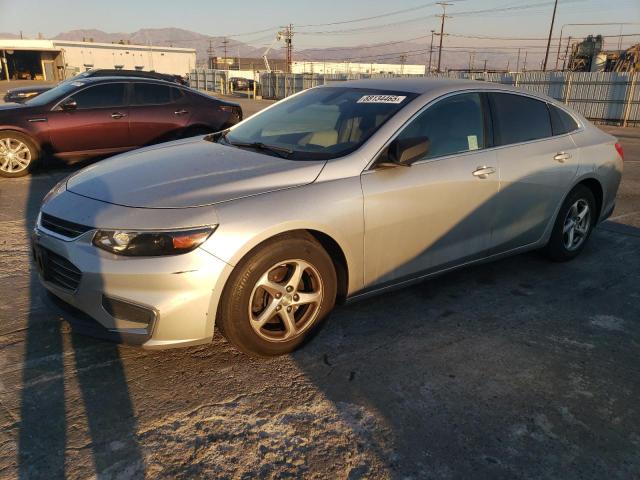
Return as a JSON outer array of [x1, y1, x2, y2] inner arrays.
[[40, 213, 92, 239], [39, 247, 82, 292]]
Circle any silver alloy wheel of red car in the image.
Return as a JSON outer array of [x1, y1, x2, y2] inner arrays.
[[0, 137, 32, 174]]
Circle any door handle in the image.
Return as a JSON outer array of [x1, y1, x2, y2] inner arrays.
[[554, 152, 571, 162], [472, 166, 496, 179], [174, 109, 188, 115], [111, 112, 127, 119]]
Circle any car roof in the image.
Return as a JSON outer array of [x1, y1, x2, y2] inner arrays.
[[71, 76, 180, 85], [326, 77, 543, 97]]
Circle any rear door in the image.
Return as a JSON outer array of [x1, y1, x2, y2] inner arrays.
[[128, 82, 190, 146], [47, 82, 130, 153], [488, 92, 579, 253]]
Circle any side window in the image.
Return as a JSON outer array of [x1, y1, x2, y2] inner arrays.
[[490, 93, 552, 145], [132, 83, 172, 105], [68, 83, 126, 109], [549, 104, 579, 135], [394, 92, 485, 160]]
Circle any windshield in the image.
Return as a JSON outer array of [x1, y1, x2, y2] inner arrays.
[[24, 81, 81, 107], [224, 87, 417, 160]]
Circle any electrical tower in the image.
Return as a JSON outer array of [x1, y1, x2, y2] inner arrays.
[[282, 24, 294, 73], [221, 38, 229, 70], [436, 2, 452, 73]]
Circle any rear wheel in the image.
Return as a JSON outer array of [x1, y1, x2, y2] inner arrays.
[[217, 233, 337, 356], [0, 132, 39, 178], [544, 185, 596, 261]]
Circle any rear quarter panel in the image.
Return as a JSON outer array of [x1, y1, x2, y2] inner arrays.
[[187, 93, 235, 130], [571, 126, 623, 221]]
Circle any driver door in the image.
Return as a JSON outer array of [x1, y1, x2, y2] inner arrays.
[[47, 82, 131, 154], [360, 92, 500, 288]]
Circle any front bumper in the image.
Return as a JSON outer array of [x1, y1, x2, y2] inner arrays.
[[32, 225, 233, 349]]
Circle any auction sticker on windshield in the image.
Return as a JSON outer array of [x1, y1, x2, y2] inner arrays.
[[357, 95, 407, 104]]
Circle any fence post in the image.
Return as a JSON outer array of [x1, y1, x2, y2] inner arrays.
[[623, 71, 637, 127], [564, 72, 573, 105]]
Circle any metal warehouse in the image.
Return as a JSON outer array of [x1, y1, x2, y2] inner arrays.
[[0, 39, 196, 81]]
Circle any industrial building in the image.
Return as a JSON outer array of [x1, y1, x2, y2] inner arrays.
[[0, 39, 196, 81], [209, 56, 426, 75]]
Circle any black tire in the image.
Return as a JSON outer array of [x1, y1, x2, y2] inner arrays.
[[217, 232, 337, 356], [0, 131, 39, 178], [544, 185, 597, 262]]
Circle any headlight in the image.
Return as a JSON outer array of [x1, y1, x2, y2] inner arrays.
[[92, 226, 216, 256]]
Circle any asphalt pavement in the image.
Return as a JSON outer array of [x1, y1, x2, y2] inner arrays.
[[0, 105, 638, 479]]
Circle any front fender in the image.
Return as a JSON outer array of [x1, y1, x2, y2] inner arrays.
[[200, 176, 365, 296]]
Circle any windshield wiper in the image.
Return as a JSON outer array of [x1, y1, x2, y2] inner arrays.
[[205, 129, 230, 143], [228, 140, 293, 158]]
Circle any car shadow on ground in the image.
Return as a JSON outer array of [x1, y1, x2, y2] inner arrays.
[[17, 170, 146, 479], [289, 222, 640, 477]]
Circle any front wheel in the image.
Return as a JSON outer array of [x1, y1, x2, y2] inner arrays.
[[0, 132, 39, 178], [217, 233, 337, 356], [544, 185, 597, 261]]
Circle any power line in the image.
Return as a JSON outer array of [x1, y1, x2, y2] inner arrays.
[[295, 0, 584, 35]]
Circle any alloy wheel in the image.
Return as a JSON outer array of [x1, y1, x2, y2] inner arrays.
[[563, 199, 591, 251], [0, 138, 32, 174], [248, 259, 324, 342]]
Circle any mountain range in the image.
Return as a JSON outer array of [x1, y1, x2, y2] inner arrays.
[[0, 28, 543, 70]]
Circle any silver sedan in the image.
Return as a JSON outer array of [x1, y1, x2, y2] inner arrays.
[[33, 79, 623, 356]]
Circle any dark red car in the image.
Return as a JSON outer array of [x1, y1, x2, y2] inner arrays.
[[0, 77, 242, 177]]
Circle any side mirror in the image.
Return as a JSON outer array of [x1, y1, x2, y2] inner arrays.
[[61, 99, 77, 111], [381, 136, 430, 167]]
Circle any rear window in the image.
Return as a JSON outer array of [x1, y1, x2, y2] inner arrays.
[[490, 93, 552, 145], [132, 83, 172, 105], [549, 104, 579, 135]]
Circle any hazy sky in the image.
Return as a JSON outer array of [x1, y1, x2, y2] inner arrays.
[[1, 0, 639, 52]]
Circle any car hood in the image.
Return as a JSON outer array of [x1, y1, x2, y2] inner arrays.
[[0, 102, 31, 111], [6, 86, 52, 94], [66, 137, 327, 208]]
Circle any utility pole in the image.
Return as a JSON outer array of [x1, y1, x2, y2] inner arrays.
[[468, 51, 475, 72], [428, 29, 435, 73], [207, 39, 215, 69], [542, 0, 559, 71], [516, 48, 521, 72], [400, 54, 407, 74], [436, 2, 452, 73], [523, 50, 528, 71], [483, 59, 487, 72], [220, 38, 230, 70]]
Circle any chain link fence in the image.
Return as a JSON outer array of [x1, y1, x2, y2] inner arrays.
[[190, 69, 639, 126]]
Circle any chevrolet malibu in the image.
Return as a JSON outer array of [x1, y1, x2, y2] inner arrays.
[[33, 79, 623, 356]]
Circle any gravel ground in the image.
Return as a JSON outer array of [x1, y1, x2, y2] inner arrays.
[[0, 107, 639, 479]]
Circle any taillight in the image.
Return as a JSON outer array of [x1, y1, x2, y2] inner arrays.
[[220, 105, 243, 123], [615, 142, 624, 161]]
